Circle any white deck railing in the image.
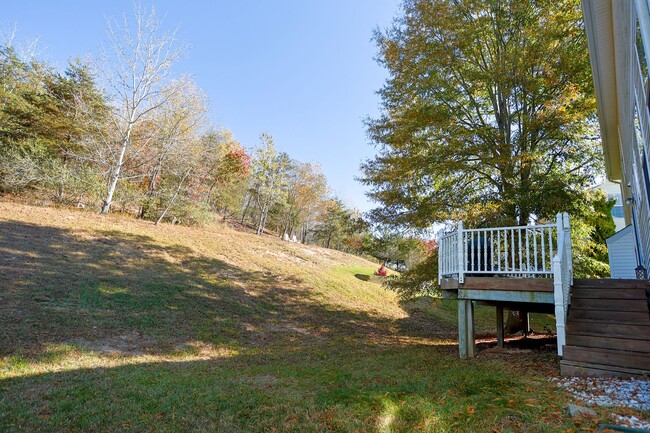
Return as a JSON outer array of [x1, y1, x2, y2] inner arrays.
[[438, 219, 560, 283], [553, 213, 573, 356], [438, 212, 573, 356]]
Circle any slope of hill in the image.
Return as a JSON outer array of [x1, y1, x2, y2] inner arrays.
[[0, 201, 617, 432]]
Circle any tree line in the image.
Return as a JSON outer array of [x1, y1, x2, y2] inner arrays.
[[0, 11, 330, 244], [0, 7, 433, 268]]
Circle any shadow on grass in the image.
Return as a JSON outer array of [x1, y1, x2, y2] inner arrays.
[[354, 273, 371, 281], [0, 220, 448, 358], [0, 220, 576, 432], [0, 339, 569, 433]]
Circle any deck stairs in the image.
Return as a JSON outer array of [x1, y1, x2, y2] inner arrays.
[[560, 279, 650, 377]]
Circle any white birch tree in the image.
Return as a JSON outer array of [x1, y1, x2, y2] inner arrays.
[[250, 134, 288, 235], [97, 5, 184, 214]]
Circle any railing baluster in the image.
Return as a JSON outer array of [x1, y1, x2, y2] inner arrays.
[[548, 226, 554, 269], [443, 237, 447, 274], [541, 228, 546, 271], [469, 231, 473, 272], [445, 238, 454, 271], [483, 230, 488, 272], [453, 236, 456, 271], [441, 237, 446, 280], [490, 230, 494, 272], [526, 228, 530, 273], [518, 227, 523, 273], [457, 222, 464, 283], [475, 230, 479, 272], [444, 236, 447, 273], [452, 236, 455, 271], [449, 237, 453, 272], [504, 229, 509, 272], [497, 230, 502, 272], [510, 229, 516, 271], [533, 228, 538, 271]]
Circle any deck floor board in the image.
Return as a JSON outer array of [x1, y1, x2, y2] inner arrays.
[[462, 277, 554, 292]]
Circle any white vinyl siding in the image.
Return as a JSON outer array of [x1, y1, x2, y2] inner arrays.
[[606, 226, 638, 278]]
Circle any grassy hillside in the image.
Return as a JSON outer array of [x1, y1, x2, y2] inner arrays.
[[0, 201, 610, 432]]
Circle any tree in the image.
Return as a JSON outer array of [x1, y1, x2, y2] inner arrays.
[[96, 5, 184, 214], [314, 198, 347, 249], [279, 161, 328, 241], [312, 199, 368, 251], [249, 134, 288, 235], [367, 232, 428, 270], [572, 190, 616, 278], [138, 77, 208, 221], [363, 0, 602, 335], [0, 45, 107, 200], [199, 129, 251, 218], [362, 0, 600, 229], [385, 251, 439, 300]]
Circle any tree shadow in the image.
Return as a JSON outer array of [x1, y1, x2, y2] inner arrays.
[[0, 337, 571, 432], [0, 220, 446, 358], [0, 219, 576, 432]]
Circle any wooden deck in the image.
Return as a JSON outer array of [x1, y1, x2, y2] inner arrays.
[[442, 276, 557, 359], [442, 276, 555, 305], [443, 276, 650, 376], [437, 213, 574, 359]]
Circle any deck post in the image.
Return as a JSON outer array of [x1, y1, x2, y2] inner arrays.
[[563, 212, 573, 284], [458, 299, 475, 359], [496, 305, 504, 348], [457, 221, 464, 283], [553, 255, 566, 357]]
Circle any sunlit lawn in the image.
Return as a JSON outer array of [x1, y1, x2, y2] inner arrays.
[[0, 202, 604, 432]]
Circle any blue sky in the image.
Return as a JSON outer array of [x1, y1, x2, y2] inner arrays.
[[2, 0, 400, 213]]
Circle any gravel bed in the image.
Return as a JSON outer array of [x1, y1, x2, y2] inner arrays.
[[550, 376, 650, 430]]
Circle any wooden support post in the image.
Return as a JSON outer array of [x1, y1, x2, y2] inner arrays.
[[468, 300, 475, 357], [458, 300, 475, 359], [496, 304, 504, 348], [458, 300, 467, 359]]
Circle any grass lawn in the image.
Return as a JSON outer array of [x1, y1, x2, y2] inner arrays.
[[0, 201, 622, 432]]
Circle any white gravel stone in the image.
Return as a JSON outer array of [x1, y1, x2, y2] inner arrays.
[[550, 376, 650, 430]]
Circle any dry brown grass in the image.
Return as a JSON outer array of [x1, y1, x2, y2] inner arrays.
[[0, 200, 624, 433]]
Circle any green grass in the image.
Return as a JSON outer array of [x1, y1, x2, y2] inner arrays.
[[2, 343, 571, 433], [0, 201, 618, 432]]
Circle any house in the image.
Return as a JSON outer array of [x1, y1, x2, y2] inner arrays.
[[606, 226, 637, 278], [592, 180, 634, 277], [582, 0, 650, 278], [437, 0, 650, 376]]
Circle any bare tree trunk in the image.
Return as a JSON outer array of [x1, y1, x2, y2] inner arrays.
[[155, 169, 191, 225], [256, 204, 265, 235], [205, 180, 218, 206], [256, 198, 271, 235], [140, 162, 161, 218], [100, 116, 133, 214], [241, 193, 252, 224]]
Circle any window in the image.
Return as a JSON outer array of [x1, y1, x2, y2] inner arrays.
[[607, 193, 623, 205], [611, 205, 625, 219], [637, 20, 649, 91], [634, 103, 650, 206]]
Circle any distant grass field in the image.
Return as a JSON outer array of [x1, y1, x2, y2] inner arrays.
[[0, 201, 622, 432]]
